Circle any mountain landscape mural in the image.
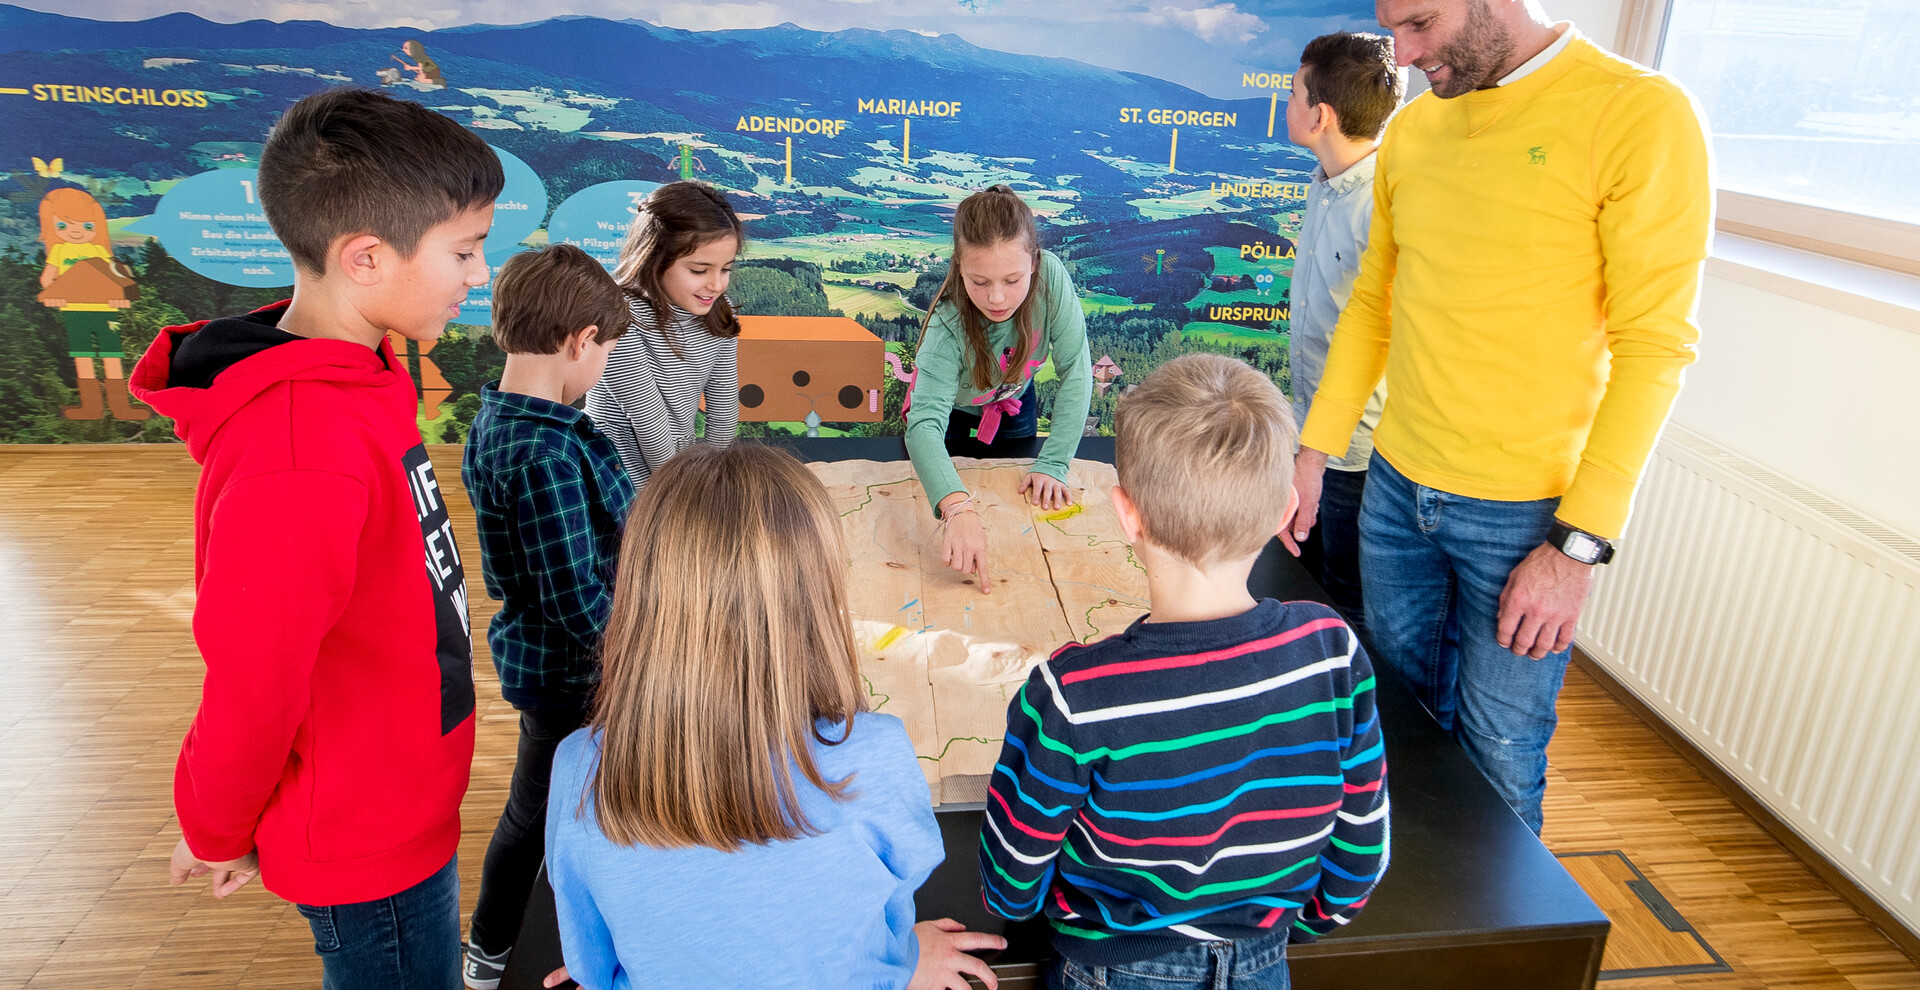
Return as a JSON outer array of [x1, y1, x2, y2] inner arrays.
[[0, 2, 1362, 441]]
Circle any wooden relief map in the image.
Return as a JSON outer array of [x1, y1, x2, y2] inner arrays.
[[810, 458, 1152, 804]]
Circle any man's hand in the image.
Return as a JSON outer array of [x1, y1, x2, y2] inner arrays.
[[1497, 543, 1597, 659], [1279, 448, 1329, 557], [1018, 472, 1074, 511], [908, 918, 1006, 990], [168, 838, 259, 898], [939, 498, 991, 595], [543, 966, 574, 988]]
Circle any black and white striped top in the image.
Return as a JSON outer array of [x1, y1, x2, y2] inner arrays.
[[583, 296, 739, 489]]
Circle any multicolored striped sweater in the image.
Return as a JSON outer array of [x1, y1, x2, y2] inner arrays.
[[978, 599, 1389, 966]]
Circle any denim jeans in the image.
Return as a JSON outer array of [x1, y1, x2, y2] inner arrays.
[[1358, 453, 1570, 833], [1313, 467, 1369, 649], [1048, 928, 1292, 990], [296, 855, 461, 990], [468, 701, 590, 955], [946, 380, 1039, 443]]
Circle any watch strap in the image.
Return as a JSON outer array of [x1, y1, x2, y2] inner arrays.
[[1547, 520, 1614, 565]]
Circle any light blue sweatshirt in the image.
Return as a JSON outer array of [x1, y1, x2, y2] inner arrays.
[[545, 712, 943, 990]]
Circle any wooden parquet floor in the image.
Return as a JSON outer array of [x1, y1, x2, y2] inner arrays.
[[0, 446, 1913, 989]]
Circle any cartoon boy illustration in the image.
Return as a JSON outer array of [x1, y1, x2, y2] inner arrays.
[[38, 187, 147, 421]]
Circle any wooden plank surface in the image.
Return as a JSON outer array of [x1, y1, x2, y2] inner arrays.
[[0, 445, 1914, 988]]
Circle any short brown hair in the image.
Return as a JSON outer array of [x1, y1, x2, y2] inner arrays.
[[1115, 355, 1298, 568], [611, 181, 745, 354], [587, 444, 868, 850], [1299, 32, 1405, 141], [489, 245, 629, 354], [258, 88, 505, 277]]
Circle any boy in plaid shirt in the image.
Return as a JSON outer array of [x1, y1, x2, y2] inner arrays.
[[459, 244, 635, 988]]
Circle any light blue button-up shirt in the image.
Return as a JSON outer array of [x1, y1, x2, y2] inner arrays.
[[1291, 152, 1387, 472]]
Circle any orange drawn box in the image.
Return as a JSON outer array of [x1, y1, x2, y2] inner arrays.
[[37, 257, 138, 308], [736, 315, 884, 423]]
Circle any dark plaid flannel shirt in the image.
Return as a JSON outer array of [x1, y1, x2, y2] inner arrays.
[[462, 383, 635, 710]]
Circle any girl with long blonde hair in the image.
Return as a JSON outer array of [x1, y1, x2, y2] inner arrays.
[[544, 444, 1004, 989]]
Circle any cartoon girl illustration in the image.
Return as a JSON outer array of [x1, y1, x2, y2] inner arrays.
[[392, 40, 446, 89], [38, 187, 147, 421]]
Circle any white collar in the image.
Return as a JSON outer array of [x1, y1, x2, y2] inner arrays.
[[1312, 150, 1377, 195], [1497, 22, 1574, 86]]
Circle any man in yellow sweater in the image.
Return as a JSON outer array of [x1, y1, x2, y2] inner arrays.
[[1281, 0, 1711, 832]]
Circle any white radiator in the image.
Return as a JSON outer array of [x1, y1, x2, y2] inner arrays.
[[1578, 423, 1920, 937]]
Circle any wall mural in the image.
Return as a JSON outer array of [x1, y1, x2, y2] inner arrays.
[[0, 0, 1374, 442]]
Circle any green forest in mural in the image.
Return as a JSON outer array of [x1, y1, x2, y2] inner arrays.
[[0, 233, 1289, 444]]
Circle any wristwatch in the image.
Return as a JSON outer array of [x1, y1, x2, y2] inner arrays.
[[1547, 520, 1614, 565]]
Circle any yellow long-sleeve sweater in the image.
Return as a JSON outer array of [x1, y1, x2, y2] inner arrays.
[[1299, 32, 1711, 540]]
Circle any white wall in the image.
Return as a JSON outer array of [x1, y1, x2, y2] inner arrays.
[[1546, 0, 1624, 50], [1547, 0, 1920, 542], [1669, 277, 1920, 539]]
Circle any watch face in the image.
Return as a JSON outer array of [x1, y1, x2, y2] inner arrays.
[[1567, 532, 1602, 563]]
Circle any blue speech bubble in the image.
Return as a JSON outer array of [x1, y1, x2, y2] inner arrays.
[[547, 180, 661, 270], [453, 244, 539, 327], [142, 168, 293, 287], [488, 145, 548, 249], [140, 146, 546, 290]]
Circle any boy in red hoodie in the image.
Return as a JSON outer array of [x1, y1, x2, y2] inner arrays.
[[133, 88, 502, 990]]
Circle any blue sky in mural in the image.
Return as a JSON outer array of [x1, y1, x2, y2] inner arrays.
[[4, 0, 1378, 96]]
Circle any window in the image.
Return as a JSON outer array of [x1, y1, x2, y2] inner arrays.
[[1628, 0, 1920, 273]]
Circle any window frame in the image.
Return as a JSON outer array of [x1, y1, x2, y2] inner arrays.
[[1619, 0, 1920, 277]]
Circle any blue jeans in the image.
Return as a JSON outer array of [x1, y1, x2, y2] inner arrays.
[[296, 855, 461, 990], [1048, 929, 1292, 990], [1358, 454, 1570, 833], [946, 380, 1039, 443], [1314, 467, 1369, 649]]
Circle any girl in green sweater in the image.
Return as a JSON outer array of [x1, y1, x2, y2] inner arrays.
[[906, 185, 1093, 594]]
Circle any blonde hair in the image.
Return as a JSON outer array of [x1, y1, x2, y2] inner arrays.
[[1114, 354, 1298, 568], [918, 185, 1042, 391], [588, 444, 868, 850], [39, 188, 112, 250]]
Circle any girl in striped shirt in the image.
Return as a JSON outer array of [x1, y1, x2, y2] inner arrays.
[[585, 181, 743, 488]]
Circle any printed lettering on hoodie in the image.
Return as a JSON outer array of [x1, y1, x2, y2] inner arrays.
[[403, 444, 476, 734]]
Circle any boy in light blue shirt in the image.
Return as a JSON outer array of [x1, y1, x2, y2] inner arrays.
[[1284, 32, 1405, 643]]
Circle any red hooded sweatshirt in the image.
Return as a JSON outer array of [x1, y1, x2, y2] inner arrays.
[[131, 302, 476, 906]]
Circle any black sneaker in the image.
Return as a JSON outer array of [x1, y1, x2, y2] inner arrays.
[[463, 942, 510, 990]]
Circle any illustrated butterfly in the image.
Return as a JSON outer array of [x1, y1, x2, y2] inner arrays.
[[31, 157, 64, 179]]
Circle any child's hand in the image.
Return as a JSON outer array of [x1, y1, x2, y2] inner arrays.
[[168, 838, 259, 898], [908, 918, 1006, 990], [941, 510, 991, 595], [543, 965, 575, 988], [1019, 473, 1074, 511]]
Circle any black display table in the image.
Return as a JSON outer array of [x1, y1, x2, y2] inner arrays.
[[501, 435, 1608, 990]]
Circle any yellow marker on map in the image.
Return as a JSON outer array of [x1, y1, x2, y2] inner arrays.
[[1042, 503, 1085, 522], [874, 625, 908, 651]]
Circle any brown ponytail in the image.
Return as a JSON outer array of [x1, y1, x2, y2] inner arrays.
[[919, 184, 1043, 391]]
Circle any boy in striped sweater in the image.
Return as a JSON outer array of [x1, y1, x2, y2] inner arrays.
[[980, 353, 1389, 989]]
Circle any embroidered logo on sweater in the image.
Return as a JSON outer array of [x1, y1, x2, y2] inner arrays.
[[1527, 146, 1548, 165]]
